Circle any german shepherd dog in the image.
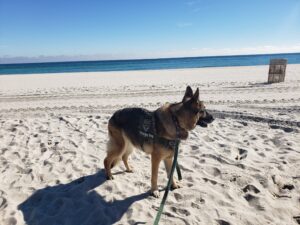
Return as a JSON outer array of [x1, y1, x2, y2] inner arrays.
[[104, 86, 214, 197]]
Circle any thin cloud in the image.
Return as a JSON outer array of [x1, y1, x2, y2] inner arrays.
[[185, 0, 202, 6], [160, 45, 300, 58], [176, 22, 193, 28]]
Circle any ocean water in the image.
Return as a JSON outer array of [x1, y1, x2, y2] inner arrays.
[[0, 53, 300, 75]]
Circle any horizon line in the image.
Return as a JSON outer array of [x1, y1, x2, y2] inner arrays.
[[1, 51, 300, 65]]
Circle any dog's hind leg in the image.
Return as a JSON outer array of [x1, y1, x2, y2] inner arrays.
[[122, 141, 134, 173], [104, 123, 125, 180]]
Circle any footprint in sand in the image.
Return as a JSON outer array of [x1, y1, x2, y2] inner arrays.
[[0, 197, 7, 210], [191, 145, 199, 150], [235, 148, 248, 160], [203, 177, 217, 185], [88, 138, 95, 144], [249, 135, 257, 140], [9, 126, 17, 132], [40, 142, 47, 153], [272, 175, 295, 193], [282, 184, 295, 190], [244, 194, 264, 211], [170, 206, 191, 216], [191, 202, 201, 209], [202, 135, 215, 142], [252, 174, 269, 188], [205, 167, 221, 177], [173, 192, 183, 201], [269, 124, 294, 133], [293, 216, 300, 224], [257, 152, 266, 158], [242, 184, 260, 194], [217, 220, 231, 225]]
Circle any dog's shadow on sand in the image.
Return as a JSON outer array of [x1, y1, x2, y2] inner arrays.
[[18, 170, 148, 225]]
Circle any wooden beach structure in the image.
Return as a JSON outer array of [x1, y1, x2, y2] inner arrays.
[[268, 59, 287, 83]]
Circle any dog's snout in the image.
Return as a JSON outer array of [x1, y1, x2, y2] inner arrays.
[[204, 111, 214, 123], [207, 113, 214, 122], [196, 110, 214, 127]]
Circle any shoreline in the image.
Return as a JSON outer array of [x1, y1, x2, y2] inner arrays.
[[1, 62, 300, 77], [1, 64, 300, 91]]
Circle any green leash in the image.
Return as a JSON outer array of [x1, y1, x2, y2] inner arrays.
[[153, 141, 182, 225], [176, 162, 182, 181]]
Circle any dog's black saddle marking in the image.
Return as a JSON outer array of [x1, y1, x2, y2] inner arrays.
[[138, 109, 155, 140], [111, 108, 179, 151], [138, 109, 180, 150]]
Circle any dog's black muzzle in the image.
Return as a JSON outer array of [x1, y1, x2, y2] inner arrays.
[[197, 111, 214, 128]]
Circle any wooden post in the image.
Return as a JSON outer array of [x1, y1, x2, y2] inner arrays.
[[268, 59, 287, 83]]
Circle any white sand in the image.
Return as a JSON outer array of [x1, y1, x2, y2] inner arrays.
[[0, 65, 300, 225]]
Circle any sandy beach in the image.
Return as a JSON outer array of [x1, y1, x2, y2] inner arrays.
[[0, 65, 300, 225]]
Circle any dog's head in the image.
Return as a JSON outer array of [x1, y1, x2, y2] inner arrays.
[[174, 86, 214, 131], [196, 105, 214, 128]]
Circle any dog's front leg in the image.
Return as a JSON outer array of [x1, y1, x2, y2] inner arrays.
[[151, 152, 161, 198], [164, 157, 182, 190]]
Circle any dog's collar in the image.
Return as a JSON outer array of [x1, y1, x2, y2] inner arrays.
[[170, 112, 181, 140]]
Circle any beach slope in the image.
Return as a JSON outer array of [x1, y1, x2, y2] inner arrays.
[[0, 65, 300, 225]]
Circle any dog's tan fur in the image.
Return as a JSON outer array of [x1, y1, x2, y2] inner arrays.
[[104, 86, 212, 197]]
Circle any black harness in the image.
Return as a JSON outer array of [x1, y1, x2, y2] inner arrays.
[[137, 109, 181, 151]]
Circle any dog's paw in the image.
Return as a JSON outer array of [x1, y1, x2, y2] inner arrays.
[[125, 168, 134, 173], [172, 181, 182, 190], [106, 175, 114, 180], [151, 190, 160, 198]]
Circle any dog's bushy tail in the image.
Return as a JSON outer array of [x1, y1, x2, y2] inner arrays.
[[106, 138, 123, 168], [105, 119, 126, 169]]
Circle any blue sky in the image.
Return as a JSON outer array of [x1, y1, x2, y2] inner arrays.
[[0, 0, 300, 62]]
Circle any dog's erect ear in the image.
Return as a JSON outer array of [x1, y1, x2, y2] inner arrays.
[[182, 86, 193, 102], [192, 88, 199, 101]]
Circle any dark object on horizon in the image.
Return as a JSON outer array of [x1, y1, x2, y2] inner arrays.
[[268, 59, 287, 83]]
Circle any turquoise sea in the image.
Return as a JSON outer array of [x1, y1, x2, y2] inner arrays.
[[0, 53, 300, 75]]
